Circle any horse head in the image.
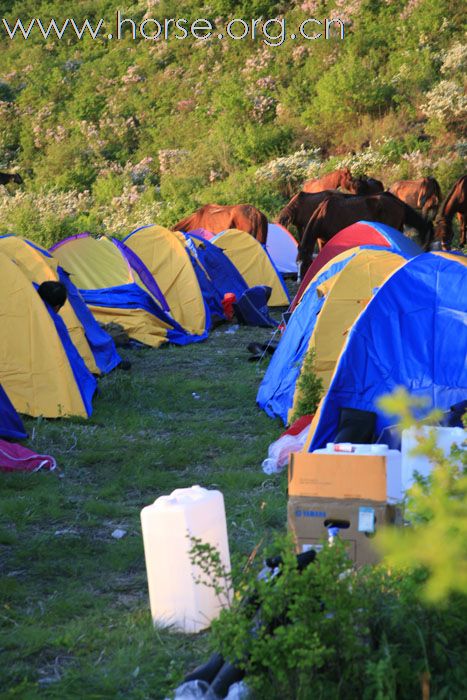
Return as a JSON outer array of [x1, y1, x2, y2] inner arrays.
[[340, 167, 357, 192], [434, 218, 452, 250], [347, 176, 367, 195], [276, 193, 299, 227]]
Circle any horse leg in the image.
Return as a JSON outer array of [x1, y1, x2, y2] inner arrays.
[[458, 213, 466, 248]]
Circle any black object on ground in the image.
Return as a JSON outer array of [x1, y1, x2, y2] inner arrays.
[[334, 407, 377, 444]]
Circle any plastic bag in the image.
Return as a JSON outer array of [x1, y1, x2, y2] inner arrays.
[[168, 680, 211, 699], [262, 425, 310, 475]]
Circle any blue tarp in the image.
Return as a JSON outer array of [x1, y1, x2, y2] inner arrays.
[[83, 283, 208, 345], [309, 253, 467, 449], [0, 385, 27, 440], [234, 286, 278, 328]]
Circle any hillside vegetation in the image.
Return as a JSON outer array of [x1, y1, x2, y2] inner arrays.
[[0, 0, 466, 247]]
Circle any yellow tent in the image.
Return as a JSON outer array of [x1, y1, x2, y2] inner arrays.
[[51, 234, 181, 348], [0, 235, 99, 374], [211, 229, 289, 307], [123, 225, 207, 336], [0, 252, 94, 418]]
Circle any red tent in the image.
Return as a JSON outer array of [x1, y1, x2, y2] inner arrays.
[[292, 221, 421, 310]]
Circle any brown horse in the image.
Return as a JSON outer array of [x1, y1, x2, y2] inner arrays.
[[435, 174, 466, 249], [173, 204, 268, 244], [298, 192, 433, 275], [0, 172, 23, 185], [351, 176, 384, 195], [276, 190, 353, 241], [389, 177, 441, 220], [302, 167, 356, 193]]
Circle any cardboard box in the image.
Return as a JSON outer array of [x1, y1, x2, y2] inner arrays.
[[288, 496, 402, 567], [288, 452, 388, 501]]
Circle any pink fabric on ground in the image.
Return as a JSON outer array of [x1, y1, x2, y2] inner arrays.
[[0, 439, 57, 472]]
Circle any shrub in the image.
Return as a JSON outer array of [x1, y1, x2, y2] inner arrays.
[[204, 536, 467, 699], [289, 349, 324, 424]]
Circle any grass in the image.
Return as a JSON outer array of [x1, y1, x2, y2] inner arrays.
[[0, 308, 294, 699]]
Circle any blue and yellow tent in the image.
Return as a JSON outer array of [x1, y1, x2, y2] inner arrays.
[[306, 253, 467, 450], [188, 233, 248, 305], [257, 247, 406, 423], [51, 233, 204, 347], [0, 251, 97, 418], [0, 235, 120, 375], [123, 225, 211, 336], [211, 229, 290, 307]]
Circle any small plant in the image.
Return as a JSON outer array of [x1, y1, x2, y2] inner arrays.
[[290, 348, 324, 424]]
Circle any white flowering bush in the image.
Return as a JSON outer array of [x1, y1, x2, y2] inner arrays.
[[439, 41, 467, 75], [335, 146, 389, 176], [400, 149, 434, 177], [0, 188, 92, 247], [421, 80, 467, 127], [255, 147, 322, 189], [102, 187, 164, 237]]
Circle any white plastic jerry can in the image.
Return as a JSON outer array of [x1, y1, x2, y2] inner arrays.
[[140, 485, 232, 634]]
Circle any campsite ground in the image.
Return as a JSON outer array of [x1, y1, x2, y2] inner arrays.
[[0, 294, 296, 699]]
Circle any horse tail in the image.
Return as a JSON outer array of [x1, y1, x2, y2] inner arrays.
[[298, 200, 327, 274], [172, 214, 193, 232], [258, 211, 268, 245]]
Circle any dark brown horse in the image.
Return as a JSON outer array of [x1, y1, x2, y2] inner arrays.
[[435, 174, 466, 249], [276, 190, 353, 241], [0, 172, 23, 185], [389, 177, 441, 220], [173, 204, 268, 244], [350, 176, 384, 195], [298, 192, 433, 275], [302, 167, 356, 193]]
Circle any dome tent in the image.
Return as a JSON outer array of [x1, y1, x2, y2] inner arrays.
[[257, 247, 406, 424], [0, 252, 96, 418], [123, 225, 211, 337], [292, 220, 421, 310], [0, 384, 26, 440], [51, 233, 203, 347], [306, 253, 467, 450], [211, 229, 290, 307], [0, 234, 120, 375]]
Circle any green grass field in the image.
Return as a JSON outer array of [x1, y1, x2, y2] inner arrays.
[[0, 315, 292, 699]]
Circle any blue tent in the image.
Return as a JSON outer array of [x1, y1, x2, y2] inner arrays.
[[0, 385, 27, 440], [308, 253, 467, 450]]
